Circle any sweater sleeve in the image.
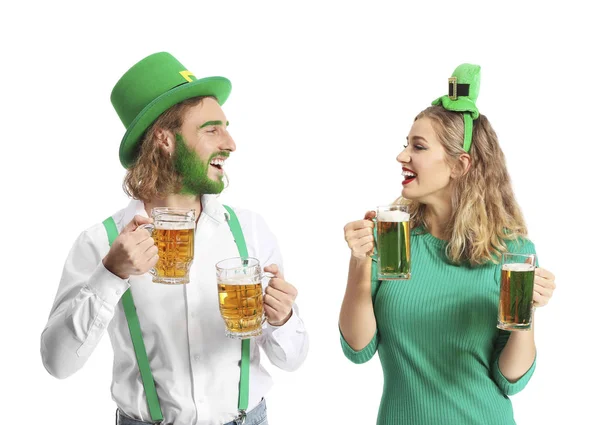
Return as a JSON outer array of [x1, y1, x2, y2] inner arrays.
[[340, 258, 380, 364], [491, 329, 536, 395], [340, 328, 379, 364], [491, 236, 538, 395]]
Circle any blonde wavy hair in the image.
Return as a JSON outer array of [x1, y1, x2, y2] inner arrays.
[[123, 96, 215, 202], [397, 105, 528, 265]]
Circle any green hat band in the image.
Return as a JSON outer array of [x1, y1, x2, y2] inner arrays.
[[431, 63, 481, 152]]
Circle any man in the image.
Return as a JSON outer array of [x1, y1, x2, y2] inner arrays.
[[41, 52, 309, 425]]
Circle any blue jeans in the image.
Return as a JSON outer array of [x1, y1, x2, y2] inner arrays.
[[116, 398, 268, 425]]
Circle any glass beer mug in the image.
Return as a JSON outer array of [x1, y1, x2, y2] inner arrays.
[[497, 252, 536, 330], [215, 257, 274, 339], [143, 207, 196, 284], [373, 204, 411, 280]]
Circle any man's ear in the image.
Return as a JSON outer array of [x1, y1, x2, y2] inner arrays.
[[155, 128, 175, 156], [452, 153, 472, 178]]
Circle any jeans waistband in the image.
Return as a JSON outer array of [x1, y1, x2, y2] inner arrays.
[[116, 398, 267, 425]]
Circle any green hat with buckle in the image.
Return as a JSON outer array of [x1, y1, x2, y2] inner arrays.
[[431, 63, 481, 152], [111, 52, 232, 168]]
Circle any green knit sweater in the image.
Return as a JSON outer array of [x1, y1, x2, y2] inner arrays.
[[340, 228, 537, 425]]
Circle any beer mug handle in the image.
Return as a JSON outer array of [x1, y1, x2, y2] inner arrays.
[[140, 224, 158, 277], [260, 272, 277, 325], [370, 216, 378, 257], [141, 223, 155, 234], [260, 272, 276, 281]]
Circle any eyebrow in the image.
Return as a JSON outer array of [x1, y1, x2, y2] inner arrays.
[[407, 135, 429, 143], [198, 120, 230, 129]]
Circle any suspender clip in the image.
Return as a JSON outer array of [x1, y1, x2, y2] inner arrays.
[[234, 409, 247, 425]]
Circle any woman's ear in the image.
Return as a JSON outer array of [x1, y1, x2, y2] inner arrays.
[[452, 153, 472, 178]]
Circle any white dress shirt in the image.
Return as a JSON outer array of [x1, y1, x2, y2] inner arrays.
[[41, 196, 309, 425]]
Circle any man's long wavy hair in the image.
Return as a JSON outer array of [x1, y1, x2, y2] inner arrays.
[[123, 96, 215, 203], [398, 106, 528, 266]]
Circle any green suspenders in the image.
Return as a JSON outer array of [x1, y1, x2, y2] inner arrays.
[[103, 205, 250, 423], [223, 205, 251, 414], [105, 215, 164, 421]]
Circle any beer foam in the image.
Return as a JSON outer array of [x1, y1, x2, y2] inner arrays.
[[502, 263, 535, 272], [378, 210, 410, 222], [155, 220, 195, 230], [219, 275, 262, 285]]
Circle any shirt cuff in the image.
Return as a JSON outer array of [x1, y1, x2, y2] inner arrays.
[[492, 354, 537, 396], [340, 327, 378, 364], [265, 305, 306, 346], [86, 262, 130, 306]]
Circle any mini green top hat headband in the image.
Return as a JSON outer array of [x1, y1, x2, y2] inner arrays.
[[431, 63, 481, 152]]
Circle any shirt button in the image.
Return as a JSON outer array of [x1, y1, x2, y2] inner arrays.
[[194, 355, 200, 361], [190, 312, 196, 318], [115, 289, 121, 295]]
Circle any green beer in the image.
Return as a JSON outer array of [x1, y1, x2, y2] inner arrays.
[[376, 207, 411, 280], [497, 259, 535, 330]]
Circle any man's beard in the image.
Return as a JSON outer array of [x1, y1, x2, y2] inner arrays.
[[174, 133, 225, 195]]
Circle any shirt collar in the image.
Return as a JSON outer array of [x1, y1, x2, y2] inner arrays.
[[123, 195, 228, 224], [200, 194, 228, 224]]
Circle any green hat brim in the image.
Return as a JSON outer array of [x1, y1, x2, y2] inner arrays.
[[119, 76, 231, 168], [431, 95, 479, 120]]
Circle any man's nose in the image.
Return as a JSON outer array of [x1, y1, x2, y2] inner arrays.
[[221, 131, 236, 152]]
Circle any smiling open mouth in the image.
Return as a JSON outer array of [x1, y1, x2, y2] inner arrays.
[[402, 169, 417, 185], [210, 157, 226, 171]]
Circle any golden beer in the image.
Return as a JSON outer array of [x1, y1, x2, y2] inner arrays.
[[217, 282, 264, 337], [153, 226, 195, 284], [216, 257, 269, 339], [497, 254, 536, 330], [146, 208, 196, 285]]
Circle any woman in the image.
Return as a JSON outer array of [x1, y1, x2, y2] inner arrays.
[[339, 64, 556, 425]]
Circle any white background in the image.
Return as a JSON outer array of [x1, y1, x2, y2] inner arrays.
[[1, 1, 598, 424]]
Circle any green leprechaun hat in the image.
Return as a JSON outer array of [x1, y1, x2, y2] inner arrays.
[[431, 63, 481, 152], [111, 52, 232, 168]]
